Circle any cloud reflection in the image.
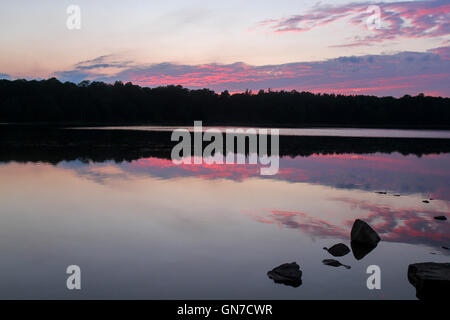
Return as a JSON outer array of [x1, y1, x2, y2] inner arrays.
[[58, 152, 450, 201], [248, 198, 450, 251]]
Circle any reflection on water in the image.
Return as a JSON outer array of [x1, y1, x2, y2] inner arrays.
[[78, 126, 450, 139], [0, 128, 449, 299]]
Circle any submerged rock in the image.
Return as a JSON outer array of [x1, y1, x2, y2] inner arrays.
[[376, 191, 387, 194], [322, 259, 351, 269], [423, 200, 430, 203], [442, 246, 449, 250], [434, 216, 447, 221], [408, 262, 450, 300], [351, 219, 381, 247], [323, 243, 350, 257], [267, 262, 302, 287]]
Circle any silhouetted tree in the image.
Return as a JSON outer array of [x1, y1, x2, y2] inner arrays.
[[0, 78, 448, 127]]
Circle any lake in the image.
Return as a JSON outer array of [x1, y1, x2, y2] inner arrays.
[[0, 126, 449, 299]]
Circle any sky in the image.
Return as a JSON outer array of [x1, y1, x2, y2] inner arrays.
[[0, 0, 449, 96]]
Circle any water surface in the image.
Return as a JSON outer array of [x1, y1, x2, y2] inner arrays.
[[75, 126, 450, 139], [0, 127, 449, 299]]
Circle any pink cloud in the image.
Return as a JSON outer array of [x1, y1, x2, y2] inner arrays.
[[259, 1, 450, 47], [56, 46, 450, 97]]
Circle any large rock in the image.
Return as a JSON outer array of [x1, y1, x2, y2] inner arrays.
[[351, 219, 381, 246], [267, 262, 302, 287], [408, 262, 450, 300], [323, 243, 350, 257]]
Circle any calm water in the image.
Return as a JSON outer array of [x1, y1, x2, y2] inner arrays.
[[77, 126, 450, 139], [0, 127, 449, 299]]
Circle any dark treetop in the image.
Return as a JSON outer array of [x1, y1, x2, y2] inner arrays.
[[0, 78, 449, 127]]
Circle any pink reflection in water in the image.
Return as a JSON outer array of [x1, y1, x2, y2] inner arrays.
[[125, 152, 450, 200], [248, 197, 450, 251]]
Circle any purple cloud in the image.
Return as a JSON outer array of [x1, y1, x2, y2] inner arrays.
[[259, 0, 450, 47], [54, 46, 450, 97]]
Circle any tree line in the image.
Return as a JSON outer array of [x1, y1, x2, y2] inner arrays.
[[2, 127, 449, 164], [0, 78, 449, 127]]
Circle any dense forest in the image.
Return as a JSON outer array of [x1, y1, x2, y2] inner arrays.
[[0, 78, 449, 127]]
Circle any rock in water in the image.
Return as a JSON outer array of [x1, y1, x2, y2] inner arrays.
[[351, 219, 381, 246], [434, 216, 447, 221], [351, 241, 377, 260], [350, 219, 381, 260], [423, 200, 430, 203], [322, 259, 351, 269], [323, 243, 350, 257], [408, 262, 450, 300], [267, 262, 302, 287]]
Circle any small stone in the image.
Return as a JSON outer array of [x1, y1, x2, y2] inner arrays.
[[434, 216, 447, 221], [267, 262, 302, 287], [322, 259, 351, 269], [323, 243, 350, 257]]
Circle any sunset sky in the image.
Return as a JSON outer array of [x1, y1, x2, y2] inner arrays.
[[0, 0, 449, 96]]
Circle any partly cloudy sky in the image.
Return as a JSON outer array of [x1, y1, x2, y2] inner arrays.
[[1, 0, 449, 96]]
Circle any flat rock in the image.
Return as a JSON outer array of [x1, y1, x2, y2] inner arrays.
[[408, 262, 450, 300], [322, 259, 351, 269], [434, 216, 447, 221], [267, 262, 302, 287], [323, 243, 350, 257], [350, 219, 381, 247]]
